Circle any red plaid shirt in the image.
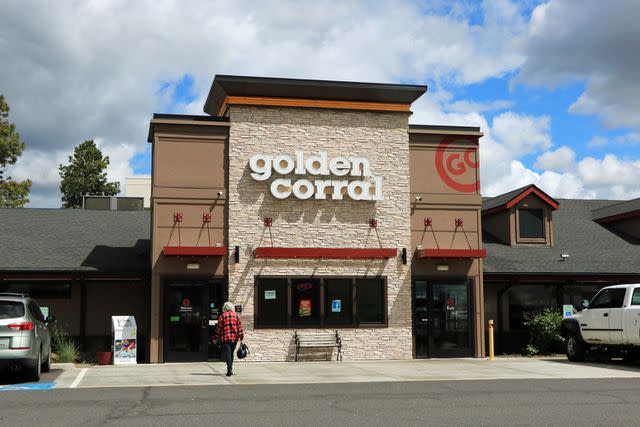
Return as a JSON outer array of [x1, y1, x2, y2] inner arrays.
[[216, 310, 244, 343]]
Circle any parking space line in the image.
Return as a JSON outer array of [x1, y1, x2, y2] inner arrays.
[[69, 368, 87, 389]]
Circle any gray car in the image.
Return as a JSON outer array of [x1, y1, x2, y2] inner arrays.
[[0, 293, 55, 381]]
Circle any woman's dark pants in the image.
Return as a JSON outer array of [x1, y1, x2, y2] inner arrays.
[[222, 341, 237, 374]]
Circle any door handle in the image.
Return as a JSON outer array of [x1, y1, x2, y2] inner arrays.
[[603, 313, 609, 317]]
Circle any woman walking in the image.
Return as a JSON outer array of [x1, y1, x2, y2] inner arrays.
[[216, 302, 244, 376]]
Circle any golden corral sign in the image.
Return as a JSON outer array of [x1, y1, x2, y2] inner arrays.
[[249, 150, 383, 201]]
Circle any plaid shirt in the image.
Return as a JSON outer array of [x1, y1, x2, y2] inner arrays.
[[216, 310, 244, 343]]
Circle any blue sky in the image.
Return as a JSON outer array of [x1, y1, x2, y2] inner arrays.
[[2, 0, 639, 206]]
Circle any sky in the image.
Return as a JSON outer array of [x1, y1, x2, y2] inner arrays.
[[1, 0, 639, 207]]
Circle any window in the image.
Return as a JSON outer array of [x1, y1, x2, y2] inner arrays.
[[256, 278, 288, 327], [590, 288, 627, 309], [325, 279, 352, 325], [0, 282, 72, 299], [0, 301, 25, 319], [356, 279, 385, 324], [518, 208, 545, 239], [255, 277, 386, 328], [291, 279, 320, 326], [631, 289, 640, 306]]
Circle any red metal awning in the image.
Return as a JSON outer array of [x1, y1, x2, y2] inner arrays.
[[163, 246, 228, 256], [255, 247, 397, 259], [415, 249, 486, 259]]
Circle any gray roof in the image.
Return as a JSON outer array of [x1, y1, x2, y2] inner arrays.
[[483, 198, 640, 275], [0, 209, 150, 273], [592, 198, 640, 221]]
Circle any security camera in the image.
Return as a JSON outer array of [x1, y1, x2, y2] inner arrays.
[[217, 191, 223, 197], [415, 196, 422, 201]]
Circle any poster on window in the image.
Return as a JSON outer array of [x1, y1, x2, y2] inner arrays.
[[299, 299, 312, 317]]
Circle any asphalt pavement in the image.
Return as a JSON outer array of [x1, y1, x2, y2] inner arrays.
[[1, 378, 640, 426]]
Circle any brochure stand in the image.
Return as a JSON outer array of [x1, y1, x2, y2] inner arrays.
[[111, 316, 137, 365]]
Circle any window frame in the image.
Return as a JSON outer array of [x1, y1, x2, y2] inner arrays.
[[254, 276, 387, 329], [516, 207, 547, 243], [590, 288, 627, 309]]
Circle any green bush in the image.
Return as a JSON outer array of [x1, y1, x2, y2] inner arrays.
[[51, 326, 80, 363], [522, 308, 564, 355]]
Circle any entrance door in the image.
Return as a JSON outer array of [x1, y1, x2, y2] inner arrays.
[[413, 280, 473, 358], [164, 280, 226, 362]]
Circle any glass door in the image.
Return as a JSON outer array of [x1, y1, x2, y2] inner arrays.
[[164, 281, 209, 362], [413, 280, 473, 358]]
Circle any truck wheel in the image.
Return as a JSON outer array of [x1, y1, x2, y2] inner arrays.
[[566, 334, 586, 362], [622, 350, 640, 363]]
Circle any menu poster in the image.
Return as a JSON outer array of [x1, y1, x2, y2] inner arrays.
[[299, 299, 312, 317]]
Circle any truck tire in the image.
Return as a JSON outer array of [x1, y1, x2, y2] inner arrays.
[[622, 349, 640, 363], [566, 334, 586, 362]]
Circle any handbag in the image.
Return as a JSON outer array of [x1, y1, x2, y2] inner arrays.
[[236, 342, 250, 359]]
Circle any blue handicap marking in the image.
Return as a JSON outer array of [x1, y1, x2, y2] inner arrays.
[[0, 382, 55, 391]]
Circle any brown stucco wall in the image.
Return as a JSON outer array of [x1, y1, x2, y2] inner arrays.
[[149, 120, 229, 363]]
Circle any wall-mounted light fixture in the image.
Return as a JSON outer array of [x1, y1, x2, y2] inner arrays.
[[561, 253, 570, 261], [186, 262, 200, 270], [234, 246, 240, 264], [436, 264, 449, 271], [415, 196, 422, 201], [401, 248, 407, 265]]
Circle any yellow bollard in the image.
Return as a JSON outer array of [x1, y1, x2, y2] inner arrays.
[[488, 319, 495, 361]]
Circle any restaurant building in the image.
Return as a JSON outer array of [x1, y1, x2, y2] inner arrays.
[[147, 75, 484, 363], [3, 75, 637, 363]]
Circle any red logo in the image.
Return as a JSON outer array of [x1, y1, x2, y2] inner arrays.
[[435, 137, 480, 193], [182, 298, 191, 307], [296, 283, 313, 291]]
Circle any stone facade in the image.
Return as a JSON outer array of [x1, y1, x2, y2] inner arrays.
[[227, 106, 413, 361]]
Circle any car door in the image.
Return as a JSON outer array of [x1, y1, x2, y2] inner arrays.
[[581, 289, 618, 343], [624, 287, 640, 345], [605, 288, 627, 343]]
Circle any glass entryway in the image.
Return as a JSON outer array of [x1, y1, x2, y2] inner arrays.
[[163, 279, 226, 362], [413, 280, 473, 358]]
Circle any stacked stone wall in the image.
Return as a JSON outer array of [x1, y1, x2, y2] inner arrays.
[[227, 106, 412, 361]]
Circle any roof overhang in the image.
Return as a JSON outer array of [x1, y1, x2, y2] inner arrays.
[[254, 247, 397, 259], [593, 209, 640, 224], [204, 75, 427, 117], [163, 246, 228, 257], [415, 249, 486, 259]]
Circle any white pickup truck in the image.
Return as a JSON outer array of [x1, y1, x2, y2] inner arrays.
[[560, 284, 640, 362]]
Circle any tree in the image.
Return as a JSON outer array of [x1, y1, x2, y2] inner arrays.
[[0, 94, 31, 208], [59, 140, 120, 208]]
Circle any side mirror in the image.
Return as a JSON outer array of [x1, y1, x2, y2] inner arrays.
[[45, 315, 56, 324], [582, 299, 590, 309]]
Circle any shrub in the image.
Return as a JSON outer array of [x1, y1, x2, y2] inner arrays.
[[522, 308, 564, 355], [51, 326, 80, 363]]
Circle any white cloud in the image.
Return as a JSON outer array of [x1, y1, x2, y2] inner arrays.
[[516, 0, 640, 128], [0, 0, 532, 207], [534, 146, 576, 172]]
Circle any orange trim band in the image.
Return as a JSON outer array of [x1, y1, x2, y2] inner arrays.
[[219, 96, 411, 115]]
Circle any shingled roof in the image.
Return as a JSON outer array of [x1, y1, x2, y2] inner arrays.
[[0, 209, 150, 273], [482, 184, 559, 215], [592, 198, 640, 223], [483, 198, 640, 275]]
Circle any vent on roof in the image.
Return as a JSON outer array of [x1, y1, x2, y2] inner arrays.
[[83, 196, 144, 211]]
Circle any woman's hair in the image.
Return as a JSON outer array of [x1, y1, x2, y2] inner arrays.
[[222, 302, 234, 312]]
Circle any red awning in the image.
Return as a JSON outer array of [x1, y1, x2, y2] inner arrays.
[[163, 246, 227, 256], [254, 247, 397, 259], [415, 249, 486, 259]]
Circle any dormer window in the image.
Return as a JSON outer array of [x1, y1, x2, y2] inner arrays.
[[518, 208, 545, 240]]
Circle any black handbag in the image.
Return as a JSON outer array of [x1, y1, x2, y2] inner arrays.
[[236, 342, 249, 359]]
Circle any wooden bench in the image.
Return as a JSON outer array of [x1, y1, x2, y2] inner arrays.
[[294, 331, 342, 361]]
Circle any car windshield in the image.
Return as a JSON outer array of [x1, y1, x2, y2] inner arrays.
[[0, 301, 26, 319]]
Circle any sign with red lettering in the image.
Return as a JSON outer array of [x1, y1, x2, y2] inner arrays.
[[435, 137, 479, 193]]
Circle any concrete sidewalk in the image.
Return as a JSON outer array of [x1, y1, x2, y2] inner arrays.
[[53, 358, 640, 389]]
